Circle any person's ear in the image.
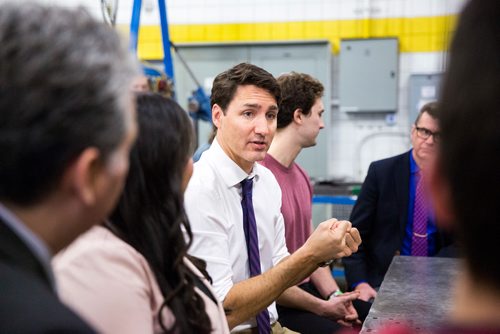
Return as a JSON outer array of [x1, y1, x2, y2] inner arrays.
[[212, 104, 223, 129], [428, 156, 456, 229], [63, 147, 102, 206], [293, 108, 303, 125]]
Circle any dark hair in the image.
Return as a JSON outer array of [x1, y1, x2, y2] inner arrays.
[[276, 72, 324, 129], [439, 0, 500, 289], [109, 93, 211, 333], [0, 3, 138, 205], [415, 101, 438, 124], [210, 62, 281, 113]]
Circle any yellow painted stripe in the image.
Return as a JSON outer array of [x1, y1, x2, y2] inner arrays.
[[117, 15, 457, 60]]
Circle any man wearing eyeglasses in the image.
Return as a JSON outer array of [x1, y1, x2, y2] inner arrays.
[[343, 102, 455, 303]]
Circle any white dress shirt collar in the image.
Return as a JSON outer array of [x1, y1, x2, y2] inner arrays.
[[209, 137, 260, 187]]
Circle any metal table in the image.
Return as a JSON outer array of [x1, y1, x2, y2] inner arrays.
[[360, 256, 461, 333]]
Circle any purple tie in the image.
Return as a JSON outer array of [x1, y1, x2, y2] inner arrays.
[[411, 171, 428, 256], [241, 178, 271, 334]]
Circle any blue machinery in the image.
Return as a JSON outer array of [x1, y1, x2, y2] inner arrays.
[[129, 0, 211, 124], [129, 0, 174, 81]]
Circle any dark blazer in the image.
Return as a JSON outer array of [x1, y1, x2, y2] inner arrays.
[[343, 151, 454, 289], [0, 217, 95, 333]]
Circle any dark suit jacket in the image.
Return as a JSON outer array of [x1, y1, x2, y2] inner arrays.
[[343, 151, 454, 289], [0, 217, 95, 333]]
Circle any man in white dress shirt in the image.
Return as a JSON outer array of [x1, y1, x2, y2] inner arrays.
[[185, 63, 361, 333]]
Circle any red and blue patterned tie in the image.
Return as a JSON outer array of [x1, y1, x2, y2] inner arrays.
[[241, 178, 271, 334], [411, 171, 428, 256]]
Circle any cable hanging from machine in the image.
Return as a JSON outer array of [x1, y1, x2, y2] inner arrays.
[[100, 0, 118, 26]]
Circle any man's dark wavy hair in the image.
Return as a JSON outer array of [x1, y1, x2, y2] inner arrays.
[[210, 62, 281, 113], [276, 72, 324, 129]]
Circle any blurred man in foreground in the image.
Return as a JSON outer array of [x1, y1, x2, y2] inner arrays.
[[0, 3, 138, 332]]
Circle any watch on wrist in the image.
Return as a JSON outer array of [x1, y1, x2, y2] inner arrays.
[[326, 289, 343, 300], [318, 259, 334, 267]]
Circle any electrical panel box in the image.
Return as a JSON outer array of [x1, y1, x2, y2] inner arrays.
[[408, 73, 442, 125], [339, 38, 398, 113]]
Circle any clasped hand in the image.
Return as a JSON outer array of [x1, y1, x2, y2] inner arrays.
[[305, 219, 362, 263], [322, 291, 361, 327]]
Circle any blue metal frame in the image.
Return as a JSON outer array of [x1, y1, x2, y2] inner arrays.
[[129, 0, 175, 84], [158, 0, 175, 81], [312, 195, 356, 205], [129, 0, 142, 52]]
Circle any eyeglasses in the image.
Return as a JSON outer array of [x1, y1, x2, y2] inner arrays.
[[415, 126, 440, 142]]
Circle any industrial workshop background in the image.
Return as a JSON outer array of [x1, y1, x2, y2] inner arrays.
[[4, 0, 465, 183]]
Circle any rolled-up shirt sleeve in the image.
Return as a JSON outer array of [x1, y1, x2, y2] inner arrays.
[[272, 212, 289, 266]]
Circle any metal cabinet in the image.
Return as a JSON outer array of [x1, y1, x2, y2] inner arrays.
[[339, 38, 399, 113]]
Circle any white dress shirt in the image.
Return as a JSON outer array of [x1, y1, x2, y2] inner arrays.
[[184, 138, 289, 332]]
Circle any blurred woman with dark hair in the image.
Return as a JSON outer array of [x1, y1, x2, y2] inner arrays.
[[54, 93, 229, 334]]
